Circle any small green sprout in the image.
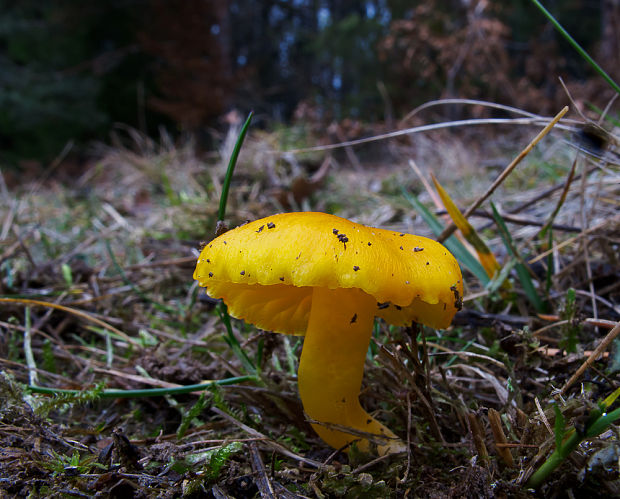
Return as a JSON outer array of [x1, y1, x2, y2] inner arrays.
[[527, 388, 620, 488]]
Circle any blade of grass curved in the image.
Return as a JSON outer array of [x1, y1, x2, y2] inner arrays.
[[214, 111, 256, 374], [529, 0, 620, 95], [218, 112, 254, 221], [431, 174, 500, 279], [490, 203, 546, 313], [219, 306, 257, 376], [27, 375, 257, 398], [585, 406, 620, 438], [527, 396, 620, 488]]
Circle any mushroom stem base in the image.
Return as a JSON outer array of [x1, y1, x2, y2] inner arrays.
[[298, 286, 405, 455]]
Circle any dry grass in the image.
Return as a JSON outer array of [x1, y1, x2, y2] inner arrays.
[[0, 108, 619, 497]]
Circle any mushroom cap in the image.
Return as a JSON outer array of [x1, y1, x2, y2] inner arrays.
[[194, 212, 463, 333]]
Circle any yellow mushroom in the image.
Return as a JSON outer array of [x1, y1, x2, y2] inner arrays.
[[194, 212, 463, 455]]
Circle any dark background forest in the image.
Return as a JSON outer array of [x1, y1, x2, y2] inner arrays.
[[1, 0, 618, 165]]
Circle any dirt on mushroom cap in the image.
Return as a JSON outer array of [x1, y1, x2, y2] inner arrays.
[[194, 212, 463, 332]]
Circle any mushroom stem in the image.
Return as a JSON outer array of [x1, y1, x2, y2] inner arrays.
[[298, 286, 406, 455]]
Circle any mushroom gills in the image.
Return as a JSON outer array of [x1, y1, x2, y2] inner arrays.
[[298, 286, 406, 455], [204, 281, 312, 335]]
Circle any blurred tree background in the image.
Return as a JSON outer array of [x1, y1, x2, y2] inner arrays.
[[0, 0, 618, 165]]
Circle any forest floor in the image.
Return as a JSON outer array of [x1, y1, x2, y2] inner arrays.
[[1, 107, 619, 498]]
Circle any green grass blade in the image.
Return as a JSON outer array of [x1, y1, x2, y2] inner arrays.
[[212, 111, 255, 374], [528, 401, 620, 488], [431, 174, 500, 278], [584, 103, 620, 128], [218, 111, 254, 221], [219, 305, 257, 375], [585, 406, 620, 438], [401, 188, 490, 285], [527, 429, 580, 488], [529, 0, 620, 95], [490, 203, 546, 313], [27, 375, 257, 398]]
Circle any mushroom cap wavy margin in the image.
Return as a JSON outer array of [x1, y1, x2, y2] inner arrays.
[[194, 212, 463, 332]]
